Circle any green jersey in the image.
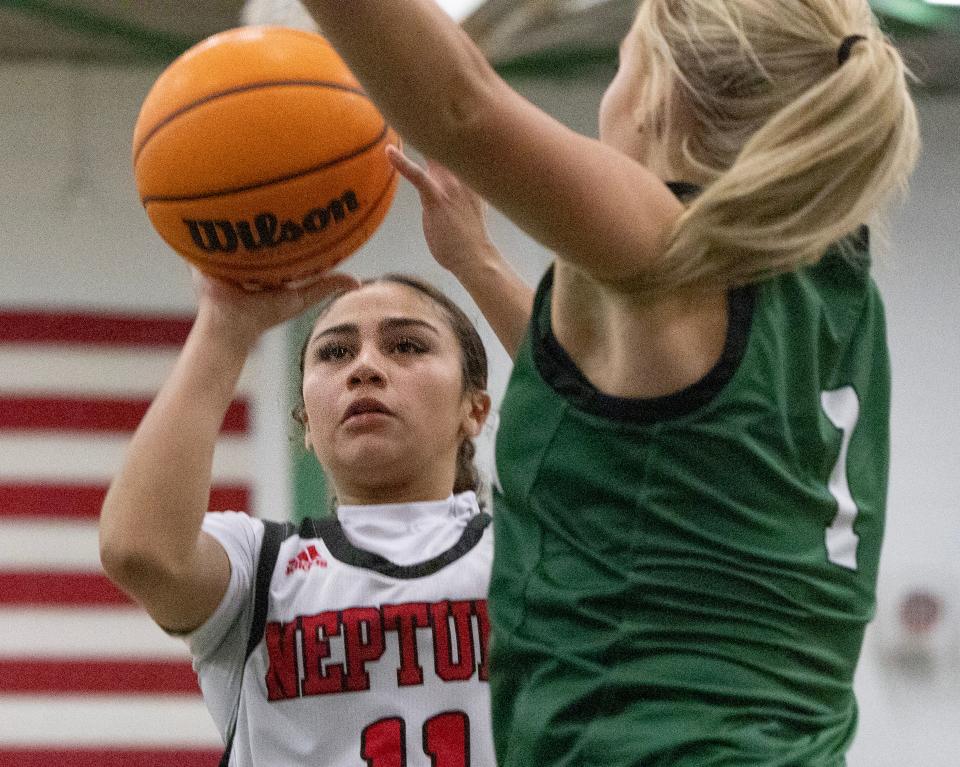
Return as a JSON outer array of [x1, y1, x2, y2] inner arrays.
[[490, 228, 888, 766]]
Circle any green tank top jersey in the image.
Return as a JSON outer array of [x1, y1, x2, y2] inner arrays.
[[490, 226, 888, 767]]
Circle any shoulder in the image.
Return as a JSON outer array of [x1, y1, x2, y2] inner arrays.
[[198, 512, 267, 602], [745, 227, 889, 404], [201, 511, 264, 556], [519, 265, 753, 424], [758, 226, 882, 347]]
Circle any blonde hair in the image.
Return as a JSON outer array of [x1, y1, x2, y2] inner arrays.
[[629, 0, 919, 292]]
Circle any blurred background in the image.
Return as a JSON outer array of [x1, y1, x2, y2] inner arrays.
[[0, 1, 957, 765]]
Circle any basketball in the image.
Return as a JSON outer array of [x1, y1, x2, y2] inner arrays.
[[132, 26, 400, 288]]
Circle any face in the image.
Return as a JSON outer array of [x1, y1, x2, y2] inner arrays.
[[301, 282, 489, 504]]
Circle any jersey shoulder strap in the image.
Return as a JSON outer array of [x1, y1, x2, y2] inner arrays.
[[218, 518, 296, 767]]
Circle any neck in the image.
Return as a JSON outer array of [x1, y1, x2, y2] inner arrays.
[[334, 477, 457, 507], [637, 132, 711, 188]]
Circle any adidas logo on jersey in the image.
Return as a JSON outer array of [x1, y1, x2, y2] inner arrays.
[[285, 545, 328, 576]]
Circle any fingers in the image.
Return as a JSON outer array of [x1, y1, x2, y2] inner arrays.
[[314, 272, 361, 294], [295, 271, 360, 306], [421, 157, 483, 211], [386, 146, 477, 208], [192, 268, 247, 301], [386, 145, 435, 196], [424, 158, 461, 187]]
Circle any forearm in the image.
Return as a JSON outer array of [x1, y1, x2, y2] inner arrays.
[[301, 1, 682, 287], [300, 0, 497, 161], [454, 251, 533, 359], [99, 308, 253, 581]]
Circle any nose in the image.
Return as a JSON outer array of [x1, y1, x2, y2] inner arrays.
[[347, 349, 386, 388]]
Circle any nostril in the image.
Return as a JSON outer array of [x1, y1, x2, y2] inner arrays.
[[348, 364, 385, 386]]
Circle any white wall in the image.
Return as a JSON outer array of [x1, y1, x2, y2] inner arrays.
[[847, 90, 960, 767], [1, 57, 957, 764], [0, 63, 194, 311], [874, 92, 960, 571]]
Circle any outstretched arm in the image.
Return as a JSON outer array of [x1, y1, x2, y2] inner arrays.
[[299, 0, 682, 287], [99, 273, 356, 632], [388, 146, 532, 359]]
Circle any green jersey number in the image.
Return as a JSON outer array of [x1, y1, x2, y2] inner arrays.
[[821, 386, 861, 571]]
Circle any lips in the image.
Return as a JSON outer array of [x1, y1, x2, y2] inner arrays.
[[342, 397, 394, 423]]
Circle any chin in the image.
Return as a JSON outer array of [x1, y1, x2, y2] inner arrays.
[[333, 445, 409, 481]]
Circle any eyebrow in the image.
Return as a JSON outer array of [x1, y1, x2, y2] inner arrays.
[[310, 316, 441, 344]]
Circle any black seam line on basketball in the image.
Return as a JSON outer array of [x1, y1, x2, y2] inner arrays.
[[194, 163, 398, 273], [132, 79, 371, 165], [141, 122, 390, 205]]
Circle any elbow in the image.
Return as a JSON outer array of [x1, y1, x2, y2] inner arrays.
[[99, 529, 177, 594], [99, 538, 155, 592]]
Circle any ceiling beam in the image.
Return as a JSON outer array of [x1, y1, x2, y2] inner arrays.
[[0, 0, 195, 60]]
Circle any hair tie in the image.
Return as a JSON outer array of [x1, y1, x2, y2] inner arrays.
[[838, 35, 867, 66]]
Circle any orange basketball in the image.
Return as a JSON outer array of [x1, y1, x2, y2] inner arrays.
[[133, 26, 399, 288]]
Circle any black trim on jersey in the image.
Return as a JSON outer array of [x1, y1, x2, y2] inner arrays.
[[533, 273, 755, 423], [298, 512, 492, 579], [248, 521, 297, 657], [853, 224, 869, 251], [219, 519, 297, 767], [531, 181, 756, 424], [664, 181, 701, 202]]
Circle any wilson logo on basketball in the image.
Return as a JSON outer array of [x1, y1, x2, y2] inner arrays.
[[183, 190, 361, 253]]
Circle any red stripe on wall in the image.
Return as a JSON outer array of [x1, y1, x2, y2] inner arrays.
[[0, 572, 131, 606], [0, 659, 200, 695], [208, 485, 251, 512], [0, 750, 221, 767], [0, 311, 193, 347], [0, 484, 250, 518], [0, 396, 249, 433]]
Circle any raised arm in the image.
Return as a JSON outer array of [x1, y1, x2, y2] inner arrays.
[[387, 147, 532, 359], [299, 0, 683, 287], [99, 273, 356, 632]]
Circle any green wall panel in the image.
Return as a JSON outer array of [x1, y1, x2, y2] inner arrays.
[[288, 312, 332, 522]]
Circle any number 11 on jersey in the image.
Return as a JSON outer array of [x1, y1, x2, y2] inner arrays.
[[362, 711, 470, 766]]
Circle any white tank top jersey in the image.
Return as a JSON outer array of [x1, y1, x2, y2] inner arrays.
[[185, 491, 494, 767]]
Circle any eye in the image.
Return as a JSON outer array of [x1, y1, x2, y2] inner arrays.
[[391, 336, 428, 355], [315, 342, 353, 362]]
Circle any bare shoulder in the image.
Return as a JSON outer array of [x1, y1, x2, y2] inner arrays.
[[551, 261, 730, 400]]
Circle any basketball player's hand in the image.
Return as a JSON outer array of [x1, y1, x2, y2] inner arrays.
[[388, 145, 533, 360], [192, 269, 359, 348], [387, 146, 500, 279]]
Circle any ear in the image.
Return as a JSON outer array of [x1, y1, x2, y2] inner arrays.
[[460, 390, 492, 439]]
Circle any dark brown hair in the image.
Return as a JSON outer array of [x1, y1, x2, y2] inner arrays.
[[295, 274, 488, 496]]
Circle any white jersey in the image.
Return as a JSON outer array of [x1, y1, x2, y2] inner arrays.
[[187, 492, 494, 767]]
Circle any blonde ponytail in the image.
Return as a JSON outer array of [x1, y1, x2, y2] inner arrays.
[[631, 0, 920, 293]]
